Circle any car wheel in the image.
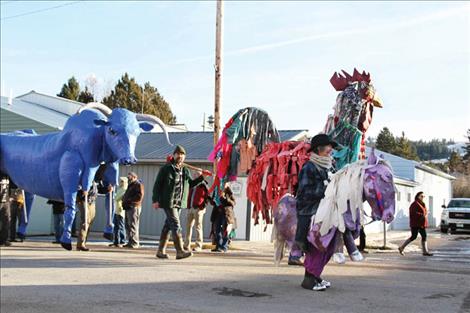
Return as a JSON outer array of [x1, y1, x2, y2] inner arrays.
[[440, 226, 448, 234], [450, 228, 456, 234]]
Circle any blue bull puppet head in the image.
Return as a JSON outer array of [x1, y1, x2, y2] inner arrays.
[[80, 103, 172, 165]]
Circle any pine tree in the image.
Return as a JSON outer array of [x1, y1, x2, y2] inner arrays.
[[57, 76, 81, 101], [77, 86, 95, 104], [375, 127, 396, 153], [102, 73, 176, 124], [393, 132, 420, 160], [143, 82, 176, 124], [448, 151, 463, 173]]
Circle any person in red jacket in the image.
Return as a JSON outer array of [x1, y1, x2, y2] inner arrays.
[[183, 180, 213, 252], [398, 191, 433, 256]]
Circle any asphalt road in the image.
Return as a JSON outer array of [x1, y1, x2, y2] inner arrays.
[[1, 231, 469, 313]]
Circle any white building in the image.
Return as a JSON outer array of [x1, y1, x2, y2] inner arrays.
[[364, 147, 455, 233]]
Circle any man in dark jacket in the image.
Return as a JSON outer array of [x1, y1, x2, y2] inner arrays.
[[76, 182, 98, 251], [0, 172, 12, 247], [152, 145, 204, 260], [122, 172, 144, 248], [47, 200, 65, 244], [9, 187, 24, 243], [295, 134, 337, 291]]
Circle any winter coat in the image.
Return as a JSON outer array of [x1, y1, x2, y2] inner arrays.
[[114, 185, 127, 217], [296, 161, 331, 216], [187, 183, 212, 210], [210, 193, 236, 225], [409, 200, 428, 228], [123, 180, 144, 209], [152, 162, 204, 209]]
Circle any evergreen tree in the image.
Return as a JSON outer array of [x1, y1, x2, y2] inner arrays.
[[448, 151, 463, 173], [143, 82, 176, 124], [57, 76, 81, 101], [102, 73, 176, 124], [77, 86, 95, 104], [393, 132, 419, 160], [375, 127, 396, 153]]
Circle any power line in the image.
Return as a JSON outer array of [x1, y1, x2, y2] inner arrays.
[[0, 1, 83, 21]]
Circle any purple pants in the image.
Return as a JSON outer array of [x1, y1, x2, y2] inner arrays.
[[290, 242, 303, 258], [304, 231, 338, 277]]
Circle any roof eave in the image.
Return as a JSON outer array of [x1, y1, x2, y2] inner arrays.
[[415, 163, 456, 180]]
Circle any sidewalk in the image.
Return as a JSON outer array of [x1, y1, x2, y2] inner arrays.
[[21, 229, 443, 255]]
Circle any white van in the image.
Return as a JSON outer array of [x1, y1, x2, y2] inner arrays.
[[440, 198, 470, 233]]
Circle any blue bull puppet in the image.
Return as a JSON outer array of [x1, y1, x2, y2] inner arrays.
[[0, 102, 172, 250]]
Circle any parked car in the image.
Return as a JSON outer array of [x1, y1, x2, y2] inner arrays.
[[440, 198, 470, 233]]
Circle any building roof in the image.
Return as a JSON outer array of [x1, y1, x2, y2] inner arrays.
[[16, 90, 83, 116], [136, 130, 309, 162], [1, 94, 71, 130], [2, 91, 187, 133]]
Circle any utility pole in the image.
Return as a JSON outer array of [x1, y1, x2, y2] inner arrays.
[[213, 0, 224, 173], [142, 86, 145, 114], [202, 112, 206, 131]]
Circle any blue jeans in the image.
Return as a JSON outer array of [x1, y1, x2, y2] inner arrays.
[[215, 215, 229, 251], [113, 214, 126, 245], [53, 214, 64, 242]]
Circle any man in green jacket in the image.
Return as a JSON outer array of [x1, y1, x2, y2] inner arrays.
[[152, 145, 204, 259]]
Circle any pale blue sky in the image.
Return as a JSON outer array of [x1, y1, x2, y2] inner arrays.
[[1, 1, 469, 141]]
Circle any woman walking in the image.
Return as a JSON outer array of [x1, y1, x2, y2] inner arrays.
[[398, 192, 433, 256]]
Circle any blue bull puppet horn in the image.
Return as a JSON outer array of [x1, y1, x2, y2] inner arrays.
[[136, 113, 173, 146]]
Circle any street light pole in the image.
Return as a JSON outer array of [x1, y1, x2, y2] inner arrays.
[[213, 0, 224, 173]]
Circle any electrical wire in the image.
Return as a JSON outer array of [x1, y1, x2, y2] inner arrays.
[[1, 1, 83, 21]]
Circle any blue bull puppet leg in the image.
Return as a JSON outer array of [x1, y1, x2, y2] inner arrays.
[[61, 206, 78, 244], [103, 191, 115, 240], [17, 192, 34, 238]]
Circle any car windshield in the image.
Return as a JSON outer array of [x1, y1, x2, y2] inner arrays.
[[447, 200, 470, 208]]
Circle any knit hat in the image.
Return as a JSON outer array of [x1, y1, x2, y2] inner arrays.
[[173, 145, 186, 155], [308, 134, 338, 152]]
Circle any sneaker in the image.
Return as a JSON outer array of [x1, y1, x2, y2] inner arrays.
[[350, 250, 364, 262], [211, 248, 223, 253], [192, 247, 202, 252], [319, 279, 331, 288], [333, 252, 346, 264], [312, 282, 327, 291], [0, 241, 12, 247], [398, 247, 405, 256]]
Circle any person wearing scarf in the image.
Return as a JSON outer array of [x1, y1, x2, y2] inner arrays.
[[398, 192, 433, 256], [295, 134, 337, 291]]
